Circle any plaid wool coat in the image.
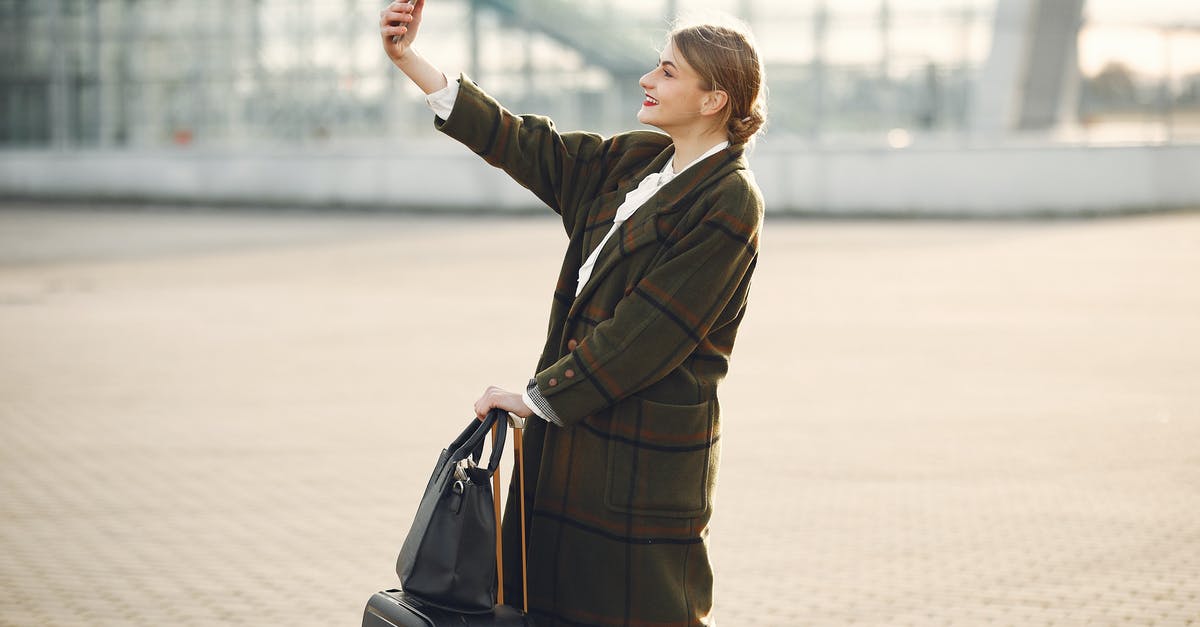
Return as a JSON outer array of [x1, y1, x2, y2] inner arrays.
[[435, 75, 763, 626]]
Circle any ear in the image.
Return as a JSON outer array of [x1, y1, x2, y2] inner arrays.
[[699, 90, 729, 118]]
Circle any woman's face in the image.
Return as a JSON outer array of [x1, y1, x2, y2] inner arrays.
[[637, 39, 714, 135]]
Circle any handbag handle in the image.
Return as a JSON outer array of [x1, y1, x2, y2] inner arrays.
[[450, 409, 508, 485]]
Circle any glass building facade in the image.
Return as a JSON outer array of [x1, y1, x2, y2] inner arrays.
[[1, 0, 1195, 149]]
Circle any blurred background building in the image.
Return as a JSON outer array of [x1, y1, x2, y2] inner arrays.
[[1, 0, 1198, 215]]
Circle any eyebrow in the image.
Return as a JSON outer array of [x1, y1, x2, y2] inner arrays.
[[659, 60, 678, 70]]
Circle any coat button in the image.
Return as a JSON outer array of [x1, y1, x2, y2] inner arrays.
[[549, 378, 558, 386], [567, 339, 578, 351], [565, 369, 575, 378]]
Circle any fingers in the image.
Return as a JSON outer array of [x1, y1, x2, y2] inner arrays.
[[379, 8, 414, 22], [380, 1, 422, 48], [473, 386, 496, 420], [378, 9, 413, 34], [379, 11, 412, 23], [380, 24, 407, 38], [473, 386, 513, 421], [385, 0, 416, 13]]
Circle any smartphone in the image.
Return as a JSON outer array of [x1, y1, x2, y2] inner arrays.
[[391, 0, 416, 45]]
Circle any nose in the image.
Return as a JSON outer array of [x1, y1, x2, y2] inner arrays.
[[639, 70, 654, 92]]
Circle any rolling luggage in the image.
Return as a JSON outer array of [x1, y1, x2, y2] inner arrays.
[[363, 409, 532, 626], [362, 589, 530, 627]]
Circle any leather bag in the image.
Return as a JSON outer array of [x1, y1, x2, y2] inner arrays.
[[395, 408, 509, 613]]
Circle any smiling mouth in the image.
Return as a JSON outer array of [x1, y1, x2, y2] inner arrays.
[[643, 94, 659, 106]]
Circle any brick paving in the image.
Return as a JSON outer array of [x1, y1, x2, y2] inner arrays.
[[1, 205, 1198, 626]]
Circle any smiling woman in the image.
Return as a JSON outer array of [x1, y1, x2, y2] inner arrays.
[[380, 2, 766, 625], [659, 23, 768, 145]]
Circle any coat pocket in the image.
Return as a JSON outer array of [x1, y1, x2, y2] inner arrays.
[[604, 396, 716, 519]]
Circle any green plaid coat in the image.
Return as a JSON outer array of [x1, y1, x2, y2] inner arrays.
[[435, 75, 763, 626]]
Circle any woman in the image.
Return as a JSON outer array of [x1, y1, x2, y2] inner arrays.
[[381, 2, 765, 624]]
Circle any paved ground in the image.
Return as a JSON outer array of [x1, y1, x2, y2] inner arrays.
[[1, 204, 1198, 626]]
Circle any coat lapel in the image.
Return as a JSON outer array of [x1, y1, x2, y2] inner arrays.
[[568, 143, 748, 319]]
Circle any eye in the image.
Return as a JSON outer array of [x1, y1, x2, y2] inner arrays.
[[662, 65, 673, 78]]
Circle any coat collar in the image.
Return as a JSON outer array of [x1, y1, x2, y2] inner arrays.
[[568, 141, 748, 318], [645, 140, 746, 214]]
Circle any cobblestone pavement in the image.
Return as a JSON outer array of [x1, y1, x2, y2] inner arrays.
[[1, 205, 1198, 626]]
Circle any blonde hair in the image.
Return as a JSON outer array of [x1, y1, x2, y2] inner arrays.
[[669, 20, 767, 145]]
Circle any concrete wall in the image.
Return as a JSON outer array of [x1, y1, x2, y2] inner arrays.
[[2, 140, 1197, 217], [751, 140, 1200, 217]]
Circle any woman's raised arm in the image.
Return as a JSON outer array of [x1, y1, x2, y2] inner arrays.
[[380, 0, 447, 95], [381, 0, 645, 231]]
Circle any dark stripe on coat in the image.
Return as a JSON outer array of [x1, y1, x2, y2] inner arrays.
[[551, 428, 578, 612], [623, 400, 642, 623], [577, 420, 720, 453], [704, 218, 756, 252], [631, 285, 703, 344], [639, 279, 701, 329], [532, 602, 704, 627], [576, 342, 618, 404], [533, 509, 705, 545], [528, 608, 605, 627]]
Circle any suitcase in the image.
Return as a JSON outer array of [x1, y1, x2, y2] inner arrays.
[[364, 416, 532, 626], [362, 589, 532, 627]]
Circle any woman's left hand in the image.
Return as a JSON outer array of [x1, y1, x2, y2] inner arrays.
[[474, 385, 534, 421]]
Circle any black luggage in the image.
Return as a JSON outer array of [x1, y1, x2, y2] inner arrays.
[[363, 589, 531, 627], [363, 411, 532, 626]]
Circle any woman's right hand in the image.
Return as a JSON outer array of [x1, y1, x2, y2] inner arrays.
[[380, 0, 425, 65]]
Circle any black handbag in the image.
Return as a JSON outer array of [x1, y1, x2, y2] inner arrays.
[[395, 408, 510, 613]]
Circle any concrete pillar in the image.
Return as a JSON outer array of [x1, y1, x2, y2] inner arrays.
[[811, 1, 827, 140], [48, 0, 71, 148], [970, 0, 1085, 135], [1017, 0, 1085, 130], [468, 0, 481, 81]]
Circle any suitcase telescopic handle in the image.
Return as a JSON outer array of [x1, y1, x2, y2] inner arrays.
[[490, 415, 528, 612]]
